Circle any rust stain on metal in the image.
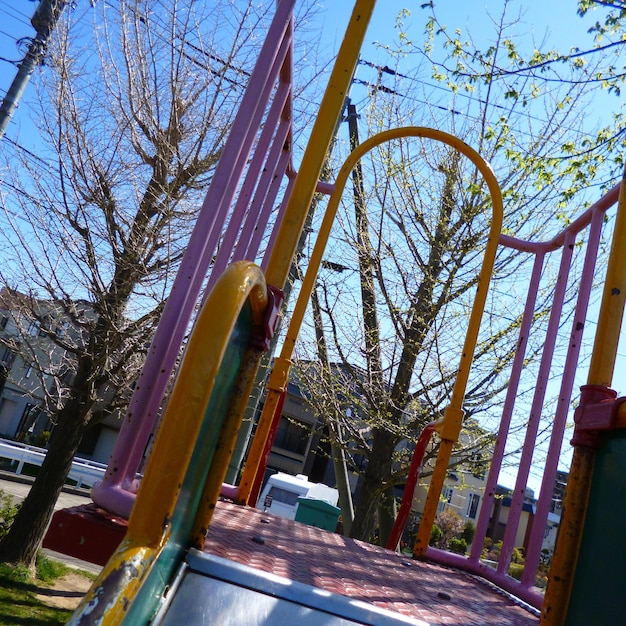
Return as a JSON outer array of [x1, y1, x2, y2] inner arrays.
[[70, 561, 139, 624]]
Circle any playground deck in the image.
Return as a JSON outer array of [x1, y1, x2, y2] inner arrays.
[[203, 500, 540, 626]]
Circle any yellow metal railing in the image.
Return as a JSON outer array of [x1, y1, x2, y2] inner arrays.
[[69, 262, 268, 625], [238, 128, 504, 519]]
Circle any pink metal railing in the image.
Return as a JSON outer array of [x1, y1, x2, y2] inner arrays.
[[411, 183, 621, 609], [92, 0, 297, 517]]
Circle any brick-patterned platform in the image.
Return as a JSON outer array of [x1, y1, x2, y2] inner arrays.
[[204, 501, 539, 626]]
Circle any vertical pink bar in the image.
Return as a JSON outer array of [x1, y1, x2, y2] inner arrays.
[[204, 38, 293, 291], [469, 250, 546, 563], [422, 184, 621, 605], [247, 139, 292, 249], [231, 20, 293, 265], [212, 87, 292, 282], [261, 169, 297, 269], [242, 142, 292, 260], [521, 207, 605, 586], [497, 231, 576, 577], [233, 98, 291, 254], [91, 0, 296, 517]]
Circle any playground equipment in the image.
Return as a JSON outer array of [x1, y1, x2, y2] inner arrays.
[[389, 179, 626, 619], [58, 1, 626, 624]]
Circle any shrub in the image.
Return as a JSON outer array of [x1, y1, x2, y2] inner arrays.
[[0, 490, 20, 541], [434, 509, 465, 549], [449, 537, 467, 554], [508, 563, 524, 580], [485, 539, 503, 561], [462, 521, 476, 546], [429, 524, 443, 546], [482, 536, 493, 558], [511, 546, 524, 564], [35, 430, 51, 448]]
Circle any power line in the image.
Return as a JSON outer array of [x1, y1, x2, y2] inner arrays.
[[3, 135, 51, 166], [357, 58, 617, 148], [0, 0, 35, 27]]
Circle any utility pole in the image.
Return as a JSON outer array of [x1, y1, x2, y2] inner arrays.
[[346, 100, 400, 543], [346, 101, 382, 388], [0, 0, 68, 140]]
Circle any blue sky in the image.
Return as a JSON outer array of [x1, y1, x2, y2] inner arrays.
[[1, 0, 624, 493], [2, 1, 623, 362], [0, 1, 619, 149], [315, 1, 626, 493], [318, 1, 596, 60]]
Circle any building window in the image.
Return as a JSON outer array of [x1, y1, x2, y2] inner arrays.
[[438, 486, 454, 513], [16, 402, 35, 438], [267, 486, 300, 506], [467, 493, 480, 519], [0, 346, 14, 366], [27, 320, 40, 336], [274, 417, 310, 456], [0, 315, 8, 329], [25, 363, 34, 379]]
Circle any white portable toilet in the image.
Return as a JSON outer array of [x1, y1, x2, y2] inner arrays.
[[257, 473, 338, 520]]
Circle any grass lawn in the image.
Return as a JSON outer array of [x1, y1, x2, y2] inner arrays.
[[0, 554, 93, 625]]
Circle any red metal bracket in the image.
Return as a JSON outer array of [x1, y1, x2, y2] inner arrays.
[[251, 284, 284, 351], [571, 384, 626, 449]]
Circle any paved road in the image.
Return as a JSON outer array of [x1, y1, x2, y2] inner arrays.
[[0, 473, 103, 574], [0, 475, 93, 511]]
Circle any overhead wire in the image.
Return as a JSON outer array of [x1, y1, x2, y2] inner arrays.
[[0, 0, 34, 26], [356, 58, 618, 148], [2, 6, 624, 184]]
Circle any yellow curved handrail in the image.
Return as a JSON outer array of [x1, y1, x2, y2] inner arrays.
[[237, 128, 504, 519], [69, 261, 268, 625]]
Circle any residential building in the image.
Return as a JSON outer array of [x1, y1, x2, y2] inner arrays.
[[0, 287, 71, 444], [0, 287, 124, 463]]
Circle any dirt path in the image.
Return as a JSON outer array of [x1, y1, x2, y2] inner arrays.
[[35, 571, 93, 610]]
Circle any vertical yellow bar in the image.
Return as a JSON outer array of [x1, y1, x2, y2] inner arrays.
[[264, 0, 376, 289], [127, 262, 267, 543], [587, 168, 626, 387]]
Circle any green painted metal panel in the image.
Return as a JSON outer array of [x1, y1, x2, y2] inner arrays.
[[295, 497, 341, 531], [566, 429, 626, 625], [122, 302, 253, 625]]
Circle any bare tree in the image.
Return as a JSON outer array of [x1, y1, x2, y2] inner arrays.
[[294, 1, 625, 544], [0, 0, 320, 568]]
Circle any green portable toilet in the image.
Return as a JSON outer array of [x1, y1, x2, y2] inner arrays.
[[295, 497, 341, 531]]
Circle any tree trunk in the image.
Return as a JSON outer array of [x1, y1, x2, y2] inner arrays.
[[330, 428, 354, 536], [378, 485, 397, 549], [350, 427, 396, 541], [0, 362, 94, 567]]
